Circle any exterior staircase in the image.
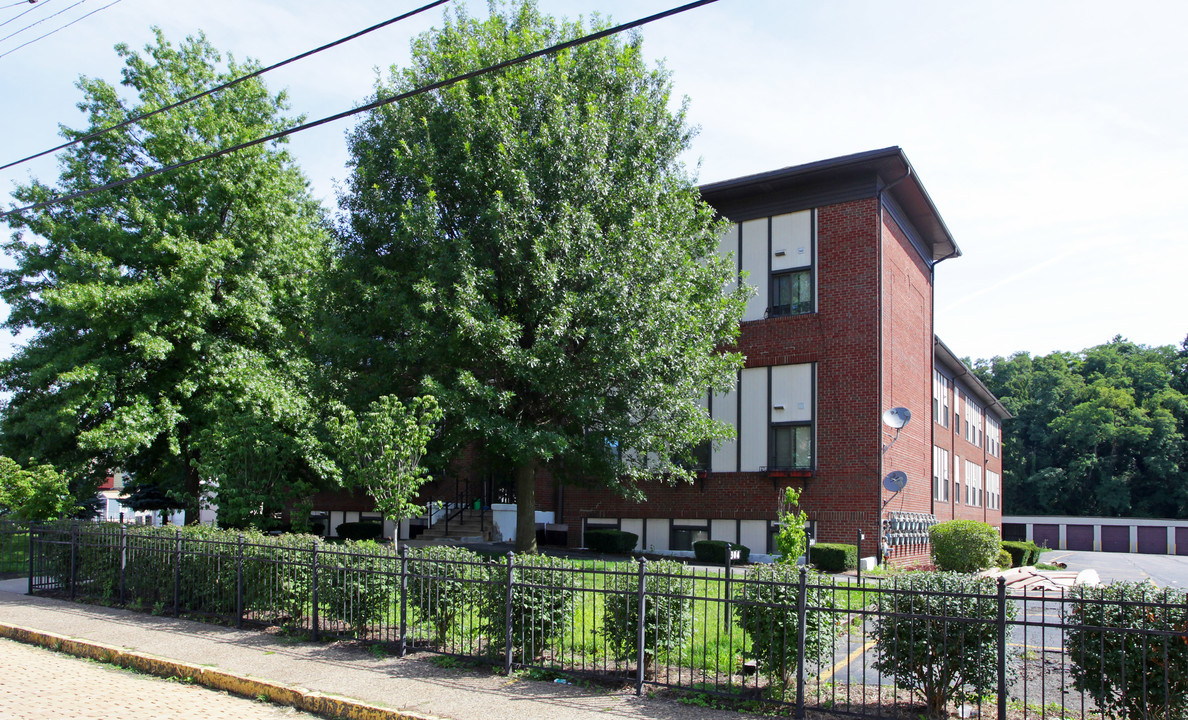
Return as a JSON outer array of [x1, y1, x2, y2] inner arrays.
[[415, 508, 494, 543]]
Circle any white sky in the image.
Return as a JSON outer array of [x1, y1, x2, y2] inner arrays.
[[1, 0, 1185, 363]]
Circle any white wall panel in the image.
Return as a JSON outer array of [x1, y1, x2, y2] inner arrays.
[[711, 382, 738, 473], [741, 219, 768, 321], [620, 518, 644, 550], [740, 367, 768, 471], [646, 518, 670, 552], [770, 363, 813, 423], [740, 520, 768, 555], [718, 224, 739, 274], [771, 211, 812, 271], [710, 519, 737, 544]]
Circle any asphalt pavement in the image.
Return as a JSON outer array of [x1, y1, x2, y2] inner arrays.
[[1041, 549, 1188, 588]]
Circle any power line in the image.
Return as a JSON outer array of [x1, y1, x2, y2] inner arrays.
[[1, 0, 722, 223], [0, 0, 117, 58], [0, 0, 83, 40], [0, 0, 450, 172], [0, 0, 53, 29], [1, 0, 42, 9]]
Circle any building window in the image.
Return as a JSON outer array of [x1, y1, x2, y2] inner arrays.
[[932, 446, 950, 502], [964, 460, 983, 507], [987, 417, 1001, 458], [671, 521, 709, 551], [986, 469, 1001, 510], [771, 423, 813, 470], [964, 396, 984, 447], [933, 370, 951, 428], [769, 269, 812, 317]]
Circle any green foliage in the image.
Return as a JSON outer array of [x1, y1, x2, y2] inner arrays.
[[482, 554, 577, 660], [996, 548, 1012, 570], [326, 395, 443, 539], [871, 572, 1014, 719], [0, 456, 78, 520], [737, 564, 836, 692], [975, 336, 1188, 519], [929, 520, 1001, 573], [775, 487, 808, 564], [331, 0, 748, 551], [1000, 540, 1041, 567], [334, 522, 384, 541], [692, 540, 750, 565], [601, 559, 694, 664], [407, 546, 483, 647], [319, 540, 398, 636], [583, 529, 638, 554], [1066, 582, 1188, 720], [0, 31, 333, 517], [809, 543, 857, 573]]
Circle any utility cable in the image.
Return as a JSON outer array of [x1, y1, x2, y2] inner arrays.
[[0, 0, 82, 39], [0, 0, 53, 29], [0, 0, 117, 59], [0, 0, 450, 171], [2, 0, 43, 9], [0, 0, 721, 222]]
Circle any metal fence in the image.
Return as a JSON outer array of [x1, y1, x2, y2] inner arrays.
[[7, 521, 1188, 720]]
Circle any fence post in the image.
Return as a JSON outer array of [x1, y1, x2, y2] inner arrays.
[[635, 558, 648, 696], [26, 522, 34, 596], [399, 546, 409, 658], [173, 528, 181, 618], [68, 523, 77, 601], [311, 542, 320, 642], [118, 523, 126, 604], [503, 552, 515, 676], [796, 567, 807, 720], [724, 550, 733, 626], [997, 576, 1007, 720], [235, 534, 244, 630]]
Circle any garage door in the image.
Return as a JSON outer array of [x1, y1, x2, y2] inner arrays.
[[1002, 523, 1026, 542], [1137, 526, 1167, 555], [1066, 524, 1093, 551], [1100, 526, 1130, 553], [1033, 524, 1060, 550], [1177, 527, 1188, 556]]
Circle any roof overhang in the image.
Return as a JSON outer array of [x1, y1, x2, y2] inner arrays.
[[934, 335, 1012, 420]]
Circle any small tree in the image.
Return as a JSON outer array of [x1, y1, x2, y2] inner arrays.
[[775, 486, 808, 564], [929, 519, 1001, 572], [1066, 582, 1188, 720], [871, 572, 1014, 719], [602, 559, 694, 671], [326, 395, 443, 548], [0, 455, 78, 520]]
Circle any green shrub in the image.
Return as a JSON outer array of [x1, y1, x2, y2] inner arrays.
[[929, 520, 1000, 573], [871, 572, 1014, 719], [737, 565, 837, 696], [601, 559, 694, 667], [408, 545, 482, 647], [335, 521, 384, 541], [318, 540, 397, 635], [482, 554, 577, 660], [809, 543, 857, 573], [995, 548, 1012, 570], [692, 540, 749, 565], [584, 529, 638, 554], [1000, 540, 1040, 567], [1066, 582, 1188, 720]]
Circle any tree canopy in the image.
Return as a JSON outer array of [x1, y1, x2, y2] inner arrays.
[[974, 335, 1188, 518], [0, 30, 333, 521], [332, 1, 748, 550]]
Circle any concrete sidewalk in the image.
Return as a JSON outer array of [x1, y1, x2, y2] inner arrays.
[[0, 579, 734, 720]]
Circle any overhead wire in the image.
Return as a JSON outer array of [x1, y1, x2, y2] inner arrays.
[[0, 0, 53, 29], [0, 0, 83, 40], [0, 0, 451, 171], [0, 0, 118, 59], [1, 0, 722, 222], [2, 0, 44, 9]]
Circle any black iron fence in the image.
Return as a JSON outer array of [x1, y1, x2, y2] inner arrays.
[[5, 520, 1187, 720]]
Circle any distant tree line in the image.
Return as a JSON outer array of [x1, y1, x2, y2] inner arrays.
[[973, 336, 1188, 519]]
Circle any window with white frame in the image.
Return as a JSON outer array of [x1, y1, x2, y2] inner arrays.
[[954, 455, 962, 504], [932, 446, 950, 502], [933, 370, 951, 428], [964, 396, 983, 447], [964, 460, 983, 507], [985, 469, 1001, 510], [987, 416, 1001, 457]]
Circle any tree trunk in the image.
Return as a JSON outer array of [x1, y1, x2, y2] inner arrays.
[[184, 453, 202, 525], [514, 461, 537, 554]]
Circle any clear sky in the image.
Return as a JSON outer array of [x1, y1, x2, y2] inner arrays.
[[1, 0, 1185, 363]]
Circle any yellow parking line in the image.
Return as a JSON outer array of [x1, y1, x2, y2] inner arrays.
[[818, 640, 874, 683]]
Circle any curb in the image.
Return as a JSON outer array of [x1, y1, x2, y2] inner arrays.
[[0, 622, 442, 720]]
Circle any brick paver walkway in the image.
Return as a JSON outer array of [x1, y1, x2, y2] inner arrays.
[[0, 637, 317, 720]]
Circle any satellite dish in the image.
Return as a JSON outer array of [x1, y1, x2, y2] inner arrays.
[[882, 470, 908, 493], [882, 407, 912, 430]]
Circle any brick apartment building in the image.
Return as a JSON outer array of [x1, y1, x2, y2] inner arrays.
[[311, 147, 1009, 566]]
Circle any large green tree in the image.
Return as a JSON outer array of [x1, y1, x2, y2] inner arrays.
[[975, 336, 1188, 518], [0, 31, 333, 522], [333, 1, 747, 551]]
